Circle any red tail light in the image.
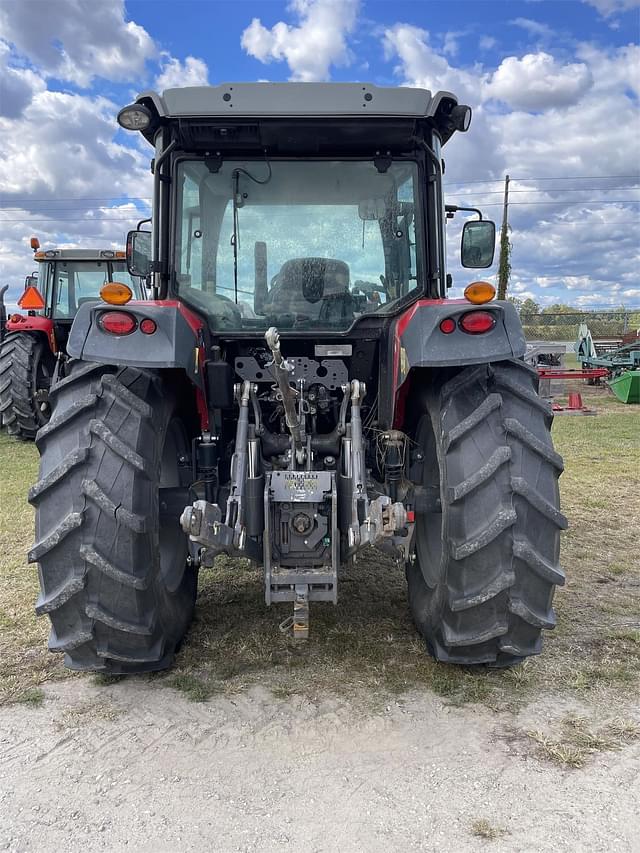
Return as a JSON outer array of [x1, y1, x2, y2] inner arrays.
[[439, 318, 456, 334], [98, 311, 136, 336], [139, 318, 157, 335], [459, 310, 496, 334]]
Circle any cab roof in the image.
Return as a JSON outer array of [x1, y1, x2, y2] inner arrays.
[[137, 82, 454, 119], [34, 249, 126, 262], [132, 82, 467, 150]]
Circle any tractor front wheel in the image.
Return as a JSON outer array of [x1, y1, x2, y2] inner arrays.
[[29, 362, 198, 673], [407, 359, 567, 666], [0, 332, 54, 439]]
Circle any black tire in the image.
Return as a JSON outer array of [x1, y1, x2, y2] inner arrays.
[[28, 361, 198, 673], [407, 359, 566, 666], [0, 332, 54, 439]]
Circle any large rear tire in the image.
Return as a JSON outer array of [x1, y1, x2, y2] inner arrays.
[[0, 332, 54, 440], [29, 361, 197, 673], [407, 359, 566, 666]]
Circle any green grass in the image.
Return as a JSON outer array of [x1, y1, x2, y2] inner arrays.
[[14, 686, 45, 707], [0, 390, 638, 707], [526, 714, 640, 768], [0, 433, 72, 706], [470, 818, 507, 840]]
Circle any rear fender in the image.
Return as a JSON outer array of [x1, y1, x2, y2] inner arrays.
[[67, 299, 211, 428], [67, 299, 206, 381], [385, 298, 527, 427], [6, 315, 56, 354]]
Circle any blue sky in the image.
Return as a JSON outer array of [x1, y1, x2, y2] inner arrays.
[[1, 0, 639, 310]]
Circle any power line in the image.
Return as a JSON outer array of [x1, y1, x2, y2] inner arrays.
[[2, 186, 638, 213], [0, 196, 151, 204], [0, 203, 150, 213], [0, 205, 151, 213], [3, 198, 640, 224], [0, 217, 142, 222], [449, 186, 640, 196], [449, 199, 640, 206], [2, 176, 639, 200], [446, 174, 640, 185]]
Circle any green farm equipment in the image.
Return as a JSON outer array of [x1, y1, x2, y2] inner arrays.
[[576, 322, 640, 403]]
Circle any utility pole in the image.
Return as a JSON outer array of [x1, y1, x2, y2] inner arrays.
[[497, 174, 511, 300]]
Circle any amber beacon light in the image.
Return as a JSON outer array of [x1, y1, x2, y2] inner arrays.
[[464, 281, 496, 305], [100, 282, 133, 305]]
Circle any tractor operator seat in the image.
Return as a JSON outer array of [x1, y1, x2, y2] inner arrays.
[[263, 257, 351, 321]]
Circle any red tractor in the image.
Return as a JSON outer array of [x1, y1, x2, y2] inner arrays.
[[30, 83, 565, 673], [0, 244, 145, 439]]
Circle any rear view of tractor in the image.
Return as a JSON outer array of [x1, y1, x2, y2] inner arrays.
[[0, 244, 144, 439], [30, 83, 566, 673]]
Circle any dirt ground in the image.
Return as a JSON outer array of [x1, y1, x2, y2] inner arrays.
[[1, 679, 639, 853], [1, 379, 639, 852]]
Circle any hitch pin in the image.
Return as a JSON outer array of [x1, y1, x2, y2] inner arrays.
[[279, 615, 295, 634]]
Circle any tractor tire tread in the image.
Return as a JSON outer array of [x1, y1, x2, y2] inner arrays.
[[30, 361, 196, 674], [408, 358, 565, 665], [0, 332, 52, 439]]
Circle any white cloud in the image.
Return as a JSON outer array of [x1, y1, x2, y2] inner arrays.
[[479, 36, 497, 51], [0, 0, 155, 87], [0, 4, 219, 308], [0, 76, 152, 305], [0, 42, 46, 119], [241, 0, 359, 82], [576, 42, 640, 97], [155, 55, 210, 90], [581, 0, 640, 16], [442, 30, 465, 57], [485, 52, 593, 110], [0, 89, 148, 199], [382, 24, 480, 103], [382, 28, 640, 306], [510, 18, 554, 39]]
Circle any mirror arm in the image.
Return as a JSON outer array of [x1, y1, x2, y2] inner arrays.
[[446, 205, 483, 220], [136, 217, 151, 231]]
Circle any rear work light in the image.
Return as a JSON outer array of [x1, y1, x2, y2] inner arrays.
[[98, 311, 136, 336], [459, 310, 496, 334]]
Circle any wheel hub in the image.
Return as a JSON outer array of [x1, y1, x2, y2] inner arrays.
[[34, 388, 50, 419]]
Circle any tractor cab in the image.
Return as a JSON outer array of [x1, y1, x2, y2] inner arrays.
[[32, 248, 142, 326], [0, 247, 146, 440]]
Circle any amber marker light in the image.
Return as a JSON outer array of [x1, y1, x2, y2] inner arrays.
[[464, 281, 496, 305], [100, 282, 133, 305]]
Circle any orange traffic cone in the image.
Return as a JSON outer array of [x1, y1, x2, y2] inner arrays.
[[567, 392, 583, 410]]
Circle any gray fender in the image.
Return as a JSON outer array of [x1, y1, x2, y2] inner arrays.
[[67, 300, 204, 384], [394, 299, 526, 376], [379, 299, 527, 428]]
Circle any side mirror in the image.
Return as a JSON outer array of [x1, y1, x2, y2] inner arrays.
[[461, 220, 496, 268], [126, 230, 152, 278]]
